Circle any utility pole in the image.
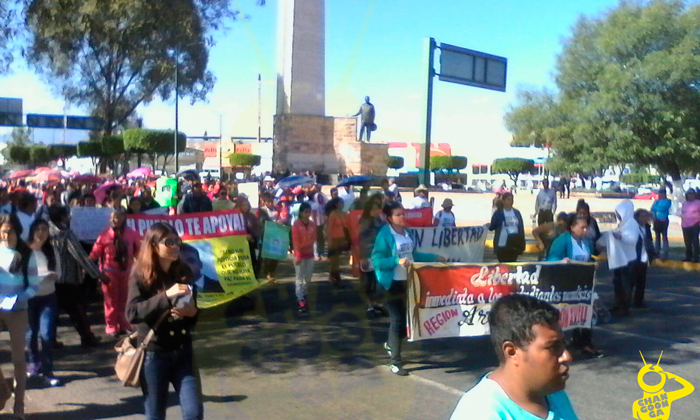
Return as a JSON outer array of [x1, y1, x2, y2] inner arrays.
[[257, 74, 262, 143], [174, 54, 180, 174], [219, 114, 223, 173]]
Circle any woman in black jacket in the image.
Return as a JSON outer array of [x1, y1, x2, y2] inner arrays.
[[358, 196, 386, 317], [126, 223, 202, 420], [489, 192, 525, 262]]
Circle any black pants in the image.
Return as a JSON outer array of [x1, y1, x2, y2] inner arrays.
[[385, 281, 407, 365], [631, 261, 648, 306], [495, 248, 520, 263], [682, 225, 700, 262], [55, 283, 95, 341], [361, 270, 381, 304], [612, 265, 633, 312], [327, 238, 347, 284], [537, 210, 554, 226], [248, 240, 259, 279]]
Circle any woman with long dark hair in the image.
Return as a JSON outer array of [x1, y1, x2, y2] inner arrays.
[[358, 198, 386, 317], [372, 202, 444, 376], [576, 199, 601, 243], [488, 192, 525, 262], [0, 214, 40, 419], [26, 219, 62, 387], [90, 209, 140, 337], [126, 223, 202, 420]]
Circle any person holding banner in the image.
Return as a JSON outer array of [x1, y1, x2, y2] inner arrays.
[[126, 223, 202, 420], [547, 214, 601, 357], [90, 209, 140, 337], [450, 295, 578, 420], [489, 193, 526, 263], [236, 197, 260, 279], [372, 202, 444, 376]]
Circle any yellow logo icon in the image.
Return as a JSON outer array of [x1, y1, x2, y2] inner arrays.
[[633, 351, 695, 419]]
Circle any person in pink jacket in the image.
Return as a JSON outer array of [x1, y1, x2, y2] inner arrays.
[[681, 189, 700, 262], [90, 209, 141, 337]]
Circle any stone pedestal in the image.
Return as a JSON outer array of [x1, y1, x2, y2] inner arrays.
[[273, 115, 388, 175]]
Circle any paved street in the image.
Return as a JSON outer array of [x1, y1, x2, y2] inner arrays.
[[2, 241, 699, 420]]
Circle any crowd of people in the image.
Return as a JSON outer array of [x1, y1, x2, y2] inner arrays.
[[0, 170, 693, 419]]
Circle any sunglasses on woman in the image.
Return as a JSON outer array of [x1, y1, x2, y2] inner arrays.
[[158, 237, 183, 247]]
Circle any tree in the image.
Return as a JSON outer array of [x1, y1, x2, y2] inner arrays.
[[492, 158, 535, 186], [228, 153, 261, 169], [29, 145, 50, 166], [10, 127, 32, 146], [386, 156, 404, 170], [23, 0, 255, 136], [430, 156, 468, 172], [505, 1, 700, 184], [0, 0, 20, 74], [6, 145, 31, 165], [123, 128, 185, 171]]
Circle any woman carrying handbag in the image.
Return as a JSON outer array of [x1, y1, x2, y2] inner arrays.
[[126, 223, 202, 420]]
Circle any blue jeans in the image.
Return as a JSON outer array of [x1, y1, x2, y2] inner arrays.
[[141, 346, 203, 420], [26, 293, 58, 376]]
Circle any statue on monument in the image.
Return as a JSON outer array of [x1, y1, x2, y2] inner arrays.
[[352, 96, 376, 142]]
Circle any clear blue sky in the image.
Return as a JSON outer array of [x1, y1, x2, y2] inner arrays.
[[0, 0, 620, 162]]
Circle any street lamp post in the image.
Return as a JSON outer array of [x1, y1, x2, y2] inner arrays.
[[174, 56, 180, 174]]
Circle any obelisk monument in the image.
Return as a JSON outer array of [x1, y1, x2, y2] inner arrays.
[[276, 0, 325, 116]]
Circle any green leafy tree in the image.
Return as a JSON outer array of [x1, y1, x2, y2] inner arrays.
[[0, 0, 20, 74], [29, 145, 50, 166], [386, 156, 404, 170], [23, 0, 259, 136], [123, 128, 185, 171], [505, 1, 700, 184], [492, 158, 535, 187], [228, 153, 261, 168], [6, 145, 31, 165]]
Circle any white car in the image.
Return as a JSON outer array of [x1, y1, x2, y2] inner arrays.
[[199, 168, 221, 180]]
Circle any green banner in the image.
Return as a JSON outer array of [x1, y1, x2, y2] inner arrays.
[[261, 221, 290, 261]]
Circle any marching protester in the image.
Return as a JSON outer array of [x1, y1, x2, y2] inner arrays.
[[489, 192, 525, 263], [450, 295, 578, 419], [126, 223, 202, 420], [258, 192, 280, 281], [606, 200, 639, 316], [0, 214, 41, 419], [26, 219, 62, 387], [140, 188, 161, 212], [0, 187, 16, 214], [535, 179, 557, 225], [631, 209, 655, 309], [409, 185, 431, 209], [433, 198, 456, 227], [326, 197, 349, 286], [212, 187, 234, 211], [358, 198, 386, 318], [680, 189, 700, 263], [650, 188, 671, 260], [532, 211, 569, 260], [576, 199, 601, 243], [16, 194, 37, 242], [307, 184, 328, 260], [546, 214, 601, 356], [127, 197, 143, 214], [90, 209, 140, 337], [178, 181, 213, 214], [292, 202, 317, 313], [35, 190, 58, 222], [48, 206, 104, 348], [236, 197, 260, 278], [372, 202, 444, 376]]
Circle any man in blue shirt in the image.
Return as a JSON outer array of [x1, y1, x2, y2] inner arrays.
[[450, 295, 579, 419], [651, 188, 672, 260]]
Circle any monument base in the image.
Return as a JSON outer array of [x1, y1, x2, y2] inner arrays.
[[273, 115, 388, 176]]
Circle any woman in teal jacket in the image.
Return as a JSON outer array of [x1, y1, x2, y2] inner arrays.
[[372, 202, 444, 376], [547, 214, 601, 357]]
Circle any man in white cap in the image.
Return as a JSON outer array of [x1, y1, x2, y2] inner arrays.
[[410, 185, 431, 209], [434, 198, 456, 227]]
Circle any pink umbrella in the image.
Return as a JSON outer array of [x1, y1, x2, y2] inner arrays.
[[73, 174, 102, 184], [126, 167, 152, 178], [34, 167, 53, 173], [8, 169, 34, 180], [28, 170, 64, 184], [94, 182, 120, 205]]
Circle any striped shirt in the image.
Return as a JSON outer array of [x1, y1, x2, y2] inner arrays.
[[49, 222, 102, 285]]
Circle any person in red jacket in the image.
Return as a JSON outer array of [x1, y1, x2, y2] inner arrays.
[[90, 209, 141, 337], [292, 202, 317, 313]]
